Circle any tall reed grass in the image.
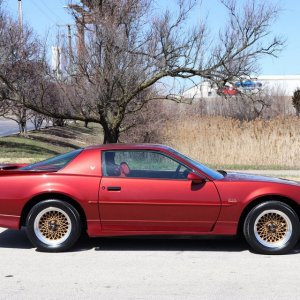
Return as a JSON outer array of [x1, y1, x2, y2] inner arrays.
[[159, 116, 300, 168]]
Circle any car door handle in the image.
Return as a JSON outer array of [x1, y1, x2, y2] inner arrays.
[[107, 186, 121, 191]]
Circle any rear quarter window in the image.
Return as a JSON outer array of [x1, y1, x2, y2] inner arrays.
[[20, 149, 83, 171]]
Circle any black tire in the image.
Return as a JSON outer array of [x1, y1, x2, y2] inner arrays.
[[243, 201, 300, 254], [26, 199, 82, 252]]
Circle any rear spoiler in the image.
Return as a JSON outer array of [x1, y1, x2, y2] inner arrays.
[[0, 163, 28, 171]]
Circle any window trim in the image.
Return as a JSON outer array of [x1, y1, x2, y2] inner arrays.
[[101, 149, 193, 180]]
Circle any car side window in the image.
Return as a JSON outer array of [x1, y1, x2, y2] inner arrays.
[[102, 150, 191, 179]]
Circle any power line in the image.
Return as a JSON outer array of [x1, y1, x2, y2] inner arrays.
[[31, 0, 57, 24], [39, 0, 65, 24]]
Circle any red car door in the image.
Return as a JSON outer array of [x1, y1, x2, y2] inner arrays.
[[98, 150, 221, 233]]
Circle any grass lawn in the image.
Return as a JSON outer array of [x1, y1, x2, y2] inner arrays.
[[0, 122, 103, 163]]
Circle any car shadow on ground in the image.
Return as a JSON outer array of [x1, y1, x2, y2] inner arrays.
[[89, 236, 249, 252], [0, 228, 33, 249], [2, 229, 300, 255]]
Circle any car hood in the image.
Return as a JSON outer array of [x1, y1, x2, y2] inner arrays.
[[220, 171, 300, 186]]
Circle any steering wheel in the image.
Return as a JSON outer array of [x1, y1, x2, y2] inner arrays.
[[174, 164, 181, 179]]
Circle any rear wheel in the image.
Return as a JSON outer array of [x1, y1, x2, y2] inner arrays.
[[243, 201, 300, 254], [26, 200, 82, 252]]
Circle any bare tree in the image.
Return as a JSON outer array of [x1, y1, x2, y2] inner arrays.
[[0, 99, 34, 134], [292, 89, 300, 117], [0, 4, 51, 135], [55, 0, 282, 143], [221, 91, 272, 121], [29, 112, 48, 131], [120, 100, 170, 143], [0, 0, 284, 143]]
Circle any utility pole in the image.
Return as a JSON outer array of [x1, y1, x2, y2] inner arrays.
[[67, 24, 73, 61], [57, 24, 74, 61], [56, 24, 75, 77]]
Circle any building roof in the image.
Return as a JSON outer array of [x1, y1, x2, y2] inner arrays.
[[257, 75, 300, 80]]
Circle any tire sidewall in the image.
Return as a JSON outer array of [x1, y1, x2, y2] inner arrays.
[[244, 201, 300, 255], [26, 199, 81, 252]]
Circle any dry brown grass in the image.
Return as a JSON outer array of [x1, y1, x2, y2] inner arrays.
[[159, 116, 300, 169]]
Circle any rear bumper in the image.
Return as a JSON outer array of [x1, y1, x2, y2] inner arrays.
[[0, 214, 20, 229]]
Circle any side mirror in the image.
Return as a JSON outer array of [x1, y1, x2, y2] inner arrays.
[[187, 172, 206, 184]]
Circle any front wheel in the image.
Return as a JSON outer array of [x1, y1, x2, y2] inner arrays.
[[26, 200, 82, 252], [243, 201, 300, 254]]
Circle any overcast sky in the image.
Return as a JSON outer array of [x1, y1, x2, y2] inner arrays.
[[4, 0, 300, 75]]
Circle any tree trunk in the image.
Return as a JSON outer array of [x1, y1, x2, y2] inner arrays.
[[53, 118, 65, 127], [102, 125, 120, 144], [19, 107, 28, 136], [19, 120, 27, 136]]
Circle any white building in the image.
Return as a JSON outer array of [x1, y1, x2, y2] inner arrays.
[[183, 80, 218, 98], [257, 75, 300, 96], [183, 75, 300, 98], [51, 46, 62, 78]]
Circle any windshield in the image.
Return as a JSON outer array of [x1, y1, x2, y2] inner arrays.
[[168, 148, 224, 180], [20, 149, 83, 171]]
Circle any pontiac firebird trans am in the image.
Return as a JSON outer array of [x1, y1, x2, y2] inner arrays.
[[0, 144, 300, 254]]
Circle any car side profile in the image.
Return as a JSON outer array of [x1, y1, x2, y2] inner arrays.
[[0, 144, 300, 254]]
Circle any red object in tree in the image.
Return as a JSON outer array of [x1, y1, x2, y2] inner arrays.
[[217, 87, 239, 96]]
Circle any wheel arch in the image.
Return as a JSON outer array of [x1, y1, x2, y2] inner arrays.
[[20, 193, 87, 230], [237, 195, 300, 236]]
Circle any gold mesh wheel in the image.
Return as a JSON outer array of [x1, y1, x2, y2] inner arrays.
[[254, 209, 292, 248], [34, 207, 72, 245]]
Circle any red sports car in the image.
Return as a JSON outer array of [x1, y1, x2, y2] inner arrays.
[[0, 144, 299, 254]]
